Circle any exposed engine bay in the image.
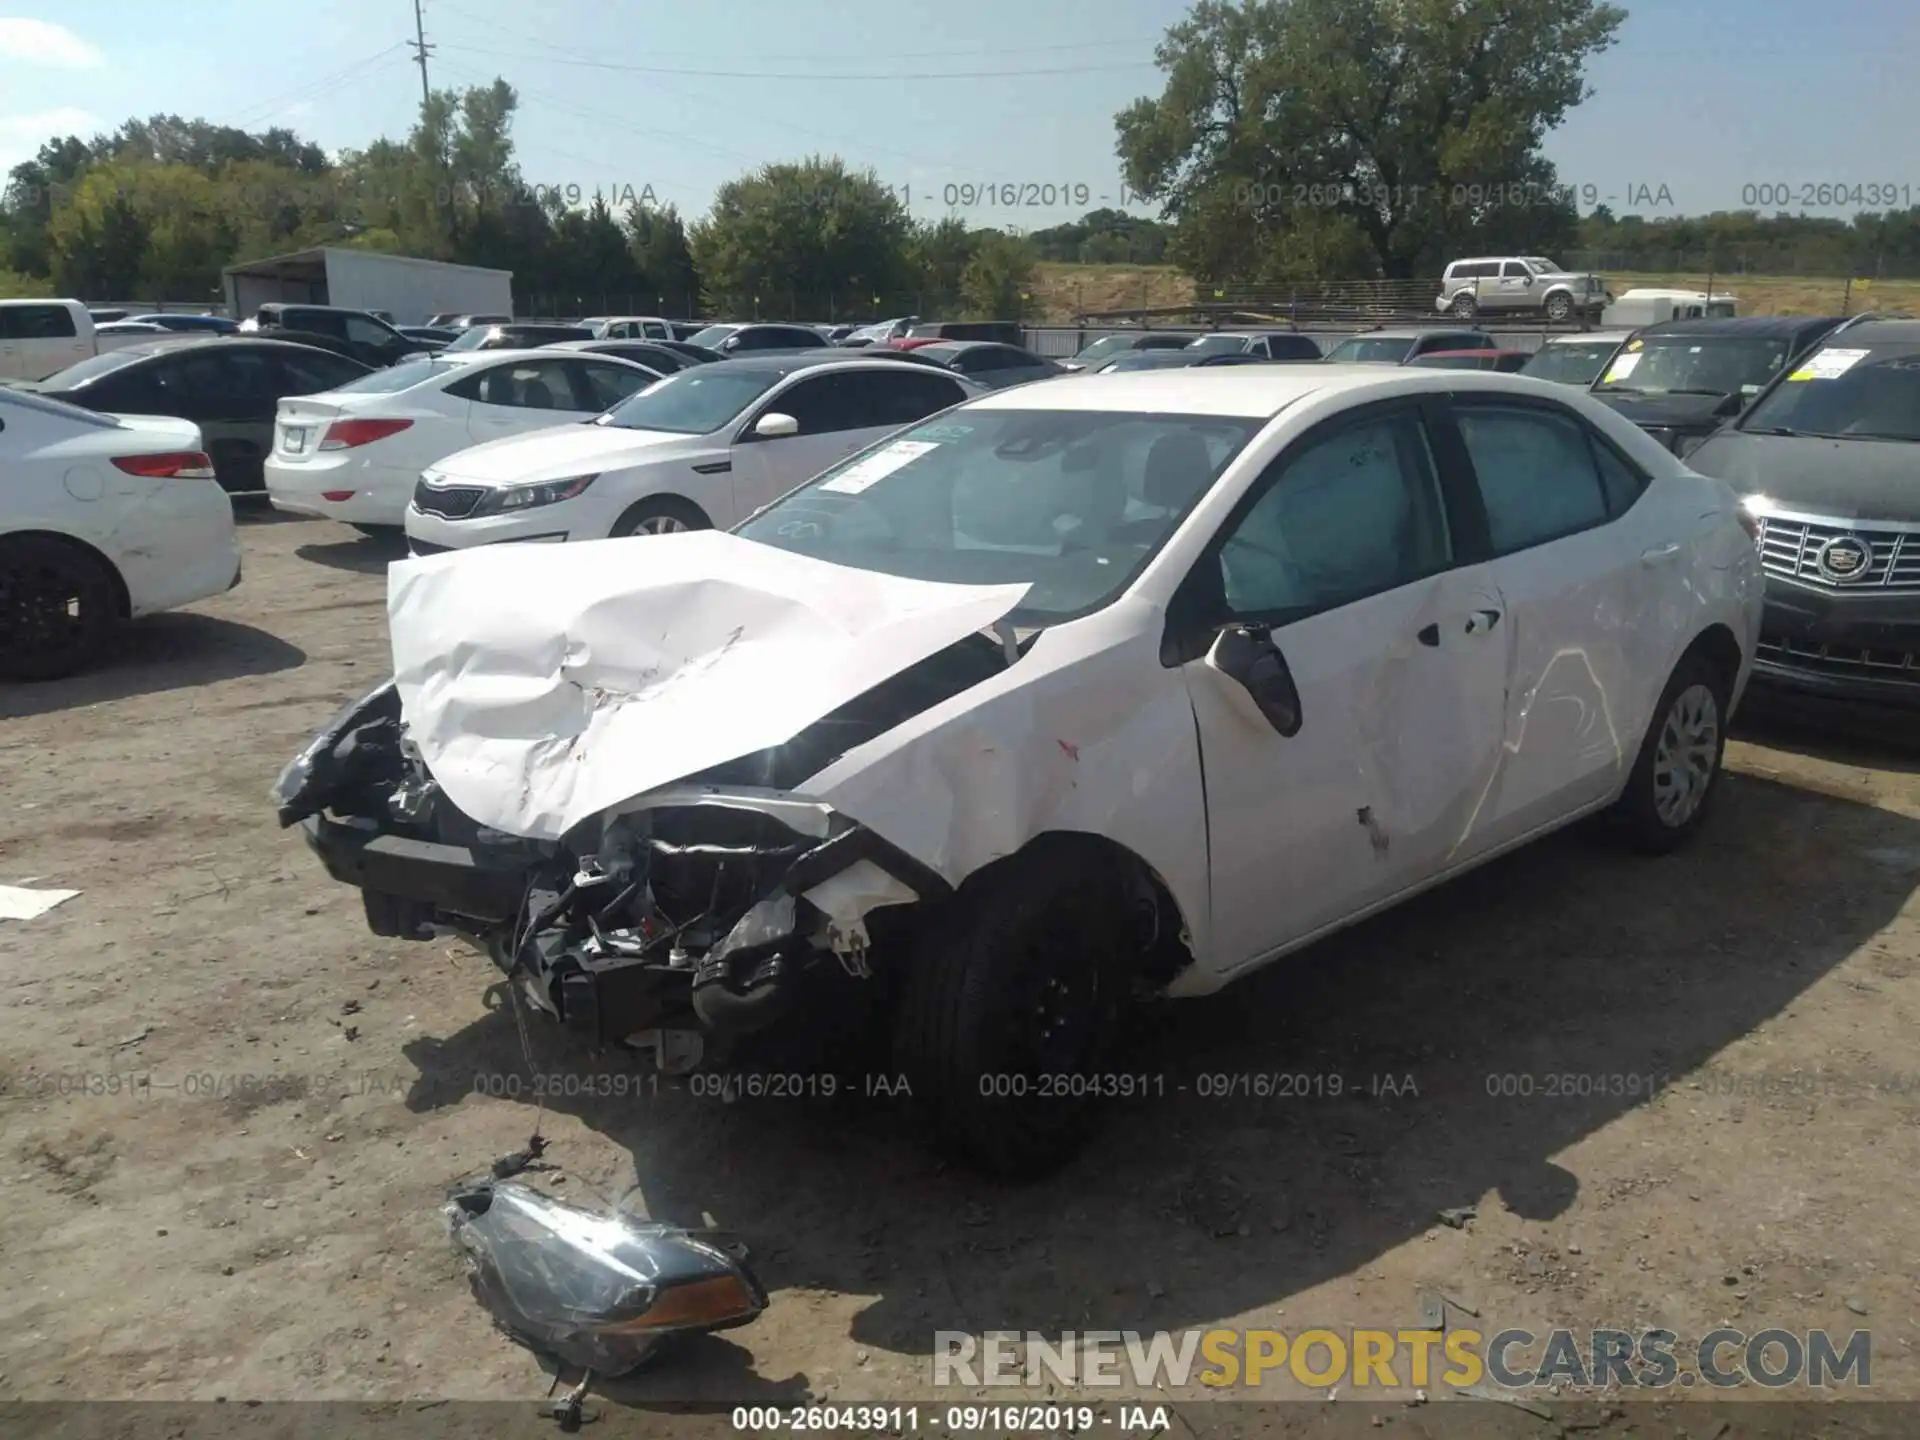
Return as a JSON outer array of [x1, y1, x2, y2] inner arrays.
[[274, 632, 1014, 1073]]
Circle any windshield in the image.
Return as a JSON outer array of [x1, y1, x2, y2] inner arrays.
[[334, 358, 462, 394], [1737, 343, 1920, 441], [1186, 334, 1248, 356], [1103, 351, 1195, 372], [1520, 341, 1620, 385], [1070, 336, 1147, 365], [687, 324, 740, 349], [734, 409, 1263, 622], [1325, 337, 1415, 364], [1594, 336, 1790, 396], [1525, 257, 1562, 273], [37, 348, 153, 388], [596, 365, 782, 433]]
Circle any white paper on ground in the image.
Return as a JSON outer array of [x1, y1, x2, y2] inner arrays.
[[388, 531, 1029, 840], [0, 884, 80, 921]]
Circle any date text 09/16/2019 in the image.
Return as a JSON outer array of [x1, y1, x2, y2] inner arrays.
[[730, 1405, 1172, 1432]]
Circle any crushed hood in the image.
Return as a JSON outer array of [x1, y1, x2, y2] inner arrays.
[[387, 531, 1029, 840]]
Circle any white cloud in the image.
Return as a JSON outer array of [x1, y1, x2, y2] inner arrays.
[[0, 18, 104, 68], [0, 106, 105, 177]]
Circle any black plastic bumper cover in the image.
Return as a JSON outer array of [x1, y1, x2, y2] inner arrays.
[[301, 813, 530, 927]]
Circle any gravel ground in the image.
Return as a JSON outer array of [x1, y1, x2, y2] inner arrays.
[[2, 509, 1917, 1432]]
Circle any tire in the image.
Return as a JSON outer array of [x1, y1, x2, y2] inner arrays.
[[892, 843, 1138, 1177], [1610, 651, 1733, 853], [609, 496, 710, 538], [1450, 292, 1479, 320], [1544, 292, 1574, 322], [0, 535, 121, 682]]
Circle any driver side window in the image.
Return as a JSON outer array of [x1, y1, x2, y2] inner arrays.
[[1216, 409, 1453, 619]]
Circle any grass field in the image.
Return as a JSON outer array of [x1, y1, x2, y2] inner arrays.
[[1029, 262, 1920, 323]]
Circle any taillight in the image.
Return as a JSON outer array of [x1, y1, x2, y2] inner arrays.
[[320, 418, 413, 450], [112, 451, 216, 479]]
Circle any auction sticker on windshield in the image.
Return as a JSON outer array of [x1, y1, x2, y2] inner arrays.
[[1603, 351, 1641, 382], [1789, 347, 1870, 381], [820, 439, 938, 495]]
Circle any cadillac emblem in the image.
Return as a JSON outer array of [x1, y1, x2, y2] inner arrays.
[[1815, 534, 1873, 583]]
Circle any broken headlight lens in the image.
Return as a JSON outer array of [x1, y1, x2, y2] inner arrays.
[[269, 679, 401, 825], [469, 473, 598, 517]]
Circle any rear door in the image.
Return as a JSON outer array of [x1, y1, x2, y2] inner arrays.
[[455, 357, 588, 441], [169, 346, 281, 490], [1436, 396, 1668, 847], [565, 359, 656, 412]]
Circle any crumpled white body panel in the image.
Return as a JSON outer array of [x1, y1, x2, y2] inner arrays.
[[387, 533, 1029, 840]]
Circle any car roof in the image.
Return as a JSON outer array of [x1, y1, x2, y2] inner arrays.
[[967, 364, 1579, 419], [453, 346, 653, 366], [1546, 331, 1633, 344], [1810, 318, 1920, 344], [1417, 348, 1531, 358], [915, 340, 1028, 353], [1334, 327, 1485, 340], [74, 335, 363, 361], [1640, 315, 1843, 339], [694, 353, 970, 378]]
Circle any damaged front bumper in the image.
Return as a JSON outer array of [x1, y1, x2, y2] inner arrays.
[[275, 681, 948, 1069]]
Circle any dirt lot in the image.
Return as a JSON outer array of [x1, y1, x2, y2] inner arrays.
[[3, 509, 1919, 1425]]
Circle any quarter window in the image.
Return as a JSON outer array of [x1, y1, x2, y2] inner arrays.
[[1215, 410, 1453, 619], [1453, 404, 1613, 553]]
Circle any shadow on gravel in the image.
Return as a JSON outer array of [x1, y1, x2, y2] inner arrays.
[[1735, 687, 1920, 774], [295, 527, 410, 575], [397, 770, 1920, 1401], [0, 612, 307, 720], [230, 496, 308, 526]]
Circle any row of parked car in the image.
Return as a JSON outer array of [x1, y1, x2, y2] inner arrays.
[[5, 295, 1918, 719]]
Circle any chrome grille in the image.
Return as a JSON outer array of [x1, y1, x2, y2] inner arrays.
[[412, 478, 486, 519], [1758, 633, 1920, 684], [1753, 513, 1920, 591]]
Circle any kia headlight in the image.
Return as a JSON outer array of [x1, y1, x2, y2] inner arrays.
[[470, 473, 598, 516]]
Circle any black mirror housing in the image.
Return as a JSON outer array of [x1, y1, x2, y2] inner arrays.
[[1207, 624, 1303, 737]]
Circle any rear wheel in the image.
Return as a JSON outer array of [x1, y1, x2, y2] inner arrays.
[[892, 843, 1138, 1177], [0, 535, 121, 682], [1450, 292, 1479, 320], [609, 496, 710, 538], [1610, 652, 1732, 853]]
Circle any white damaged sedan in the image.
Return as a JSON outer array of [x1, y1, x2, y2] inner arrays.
[[275, 365, 1764, 1174]]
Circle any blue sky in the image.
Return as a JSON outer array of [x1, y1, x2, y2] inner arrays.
[[2, 0, 1916, 227]]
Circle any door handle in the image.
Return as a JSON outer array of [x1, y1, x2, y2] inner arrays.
[[1416, 623, 1440, 647], [1642, 542, 1682, 565], [1464, 609, 1502, 635]]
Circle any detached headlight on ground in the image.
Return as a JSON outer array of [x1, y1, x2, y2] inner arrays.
[[471, 473, 598, 517]]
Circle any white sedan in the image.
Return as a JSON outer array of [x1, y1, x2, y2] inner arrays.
[[403, 355, 980, 550], [1, 387, 240, 681], [278, 364, 1763, 1175], [263, 349, 661, 529]]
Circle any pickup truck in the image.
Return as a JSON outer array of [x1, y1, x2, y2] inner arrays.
[[0, 298, 95, 381]]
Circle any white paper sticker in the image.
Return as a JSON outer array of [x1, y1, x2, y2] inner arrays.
[[819, 440, 939, 495], [1789, 347, 1869, 381], [1603, 351, 1641, 382]]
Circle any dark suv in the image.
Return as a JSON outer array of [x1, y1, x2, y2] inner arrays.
[[1587, 314, 1849, 457], [1685, 317, 1920, 711], [252, 304, 426, 368]]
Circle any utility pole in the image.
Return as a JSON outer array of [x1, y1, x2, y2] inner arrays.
[[409, 0, 433, 114]]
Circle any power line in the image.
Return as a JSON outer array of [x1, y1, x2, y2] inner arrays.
[[435, 42, 1156, 82], [216, 43, 408, 130]]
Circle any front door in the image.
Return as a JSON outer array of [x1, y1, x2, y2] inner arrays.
[[1176, 404, 1512, 974], [727, 372, 878, 518]]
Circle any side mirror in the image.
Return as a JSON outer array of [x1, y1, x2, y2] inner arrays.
[[753, 412, 799, 439], [1205, 624, 1303, 737]]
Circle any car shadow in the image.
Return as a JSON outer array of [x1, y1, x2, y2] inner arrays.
[[230, 496, 307, 526], [0, 613, 307, 720], [396, 769, 1917, 1402], [294, 528, 410, 575], [1735, 690, 1920, 773]]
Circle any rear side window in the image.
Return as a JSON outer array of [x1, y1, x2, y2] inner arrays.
[[277, 349, 368, 394], [1452, 403, 1614, 554], [0, 303, 78, 339], [848, 370, 968, 427]]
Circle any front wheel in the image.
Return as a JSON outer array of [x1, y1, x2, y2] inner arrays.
[[892, 843, 1139, 1177], [609, 496, 711, 538], [1544, 292, 1575, 322], [0, 535, 121, 682], [1610, 653, 1732, 853]]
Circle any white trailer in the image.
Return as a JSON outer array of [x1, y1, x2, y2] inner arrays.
[[223, 248, 514, 327]]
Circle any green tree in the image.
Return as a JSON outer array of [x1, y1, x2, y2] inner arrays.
[[906, 217, 977, 313], [960, 231, 1039, 319], [690, 156, 914, 317], [1116, 0, 1625, 281], [626, 200, 700, 315]]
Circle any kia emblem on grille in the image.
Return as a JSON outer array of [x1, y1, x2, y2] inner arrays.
[[1815, 535, 1872, 582]]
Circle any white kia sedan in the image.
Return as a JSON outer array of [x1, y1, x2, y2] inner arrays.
[[1, 386, 240, 680], [403, 355, 980, 551], [279, 364, 1763, 1175], [263, 349, 660, 530]]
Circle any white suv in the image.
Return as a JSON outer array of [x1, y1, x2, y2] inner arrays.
[[1437, 257, 1610, 322]]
